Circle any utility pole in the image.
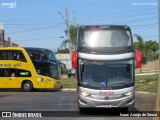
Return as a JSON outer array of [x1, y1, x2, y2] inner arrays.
[[154, 0, 160, 120], [58, 7, 72, 69], [65, 7, 72, 69]]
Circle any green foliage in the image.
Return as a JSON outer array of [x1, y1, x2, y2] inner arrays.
[[134, 34, 159, 62], [61, 24, 79, 50], [135, 75, 158, 93], [57, 48, 69, 53], [61, 78, 77, 88], [60, 66, 68, 75]]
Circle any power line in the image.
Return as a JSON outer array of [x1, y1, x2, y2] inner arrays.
[[6, 24, 65, 35], [77, 10, 157, 21], [131, 23, 158, 28], [78, 7, 157, 18], [14, 36, 60, 42]]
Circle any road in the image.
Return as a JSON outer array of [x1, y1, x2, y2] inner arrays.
[[0, 89, 156, 120]]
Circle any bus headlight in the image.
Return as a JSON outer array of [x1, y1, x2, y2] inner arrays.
[[123, 91, 134, 96], [79, 91, 91, 97]]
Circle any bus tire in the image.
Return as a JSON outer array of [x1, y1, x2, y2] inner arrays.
[[22, 81, 33, 92], [121, 107, 128, 113], [79, 107, 86, 113]]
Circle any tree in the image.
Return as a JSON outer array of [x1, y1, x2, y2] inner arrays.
[[134, 34, 159, 64], [134, 34, 145, 56], [144, 40, 159, 61], [61, 25, 79, 50]]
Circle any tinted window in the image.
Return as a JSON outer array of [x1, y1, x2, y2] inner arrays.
[[36, 67, 50, 77], [0, 50, 26, 62], [45, 50, 56, 61], [0, 69, 31, 77], [80, 60, 133, 86], [79, 29, 131, 47], [0, 51, 6, 60], [26, 50, 47, 60]]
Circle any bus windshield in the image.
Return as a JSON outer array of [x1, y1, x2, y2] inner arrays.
[[80, 60, 133, 87], [45, 50, 56, 61], [79, 29, 132, 47], [33, 61, 59, 79]]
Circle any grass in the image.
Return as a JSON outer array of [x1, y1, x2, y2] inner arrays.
[[60, 75, 158, 93], [135, 75, 158, 93], [60, 77, 77, 88]]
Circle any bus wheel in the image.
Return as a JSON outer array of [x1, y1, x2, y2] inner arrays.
[[22, 81, 33, 92], [79, 107, 86, 113], [121, 107, 128, 113]]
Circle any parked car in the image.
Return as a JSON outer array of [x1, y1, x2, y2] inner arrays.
[[68, 69, 75, 78]]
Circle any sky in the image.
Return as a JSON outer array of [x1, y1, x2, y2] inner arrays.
[[0, 0, 158, 50]]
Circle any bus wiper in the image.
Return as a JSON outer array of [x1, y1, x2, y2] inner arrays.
[[87, 83, 102, 86], [108, 83, 131, 87], [82, 82, 102, 86], [114, 44, 125, 47]]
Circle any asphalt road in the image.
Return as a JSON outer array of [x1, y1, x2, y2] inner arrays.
[[0, 89, 156, 120]]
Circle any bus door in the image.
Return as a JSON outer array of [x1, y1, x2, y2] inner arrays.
[[36, 67, 51, 88]]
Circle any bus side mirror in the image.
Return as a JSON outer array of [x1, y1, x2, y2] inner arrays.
[[72, 51, 77, 69], [135, 50, 142, 68]]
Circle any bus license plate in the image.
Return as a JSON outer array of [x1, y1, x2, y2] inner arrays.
[[101, 103, 112, 108]]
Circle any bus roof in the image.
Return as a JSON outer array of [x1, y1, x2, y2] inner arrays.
[[24, 47, 52, 51], [78, 25, 131, 29], [0, 47, 25, 50], [32, 60, 58, 66]]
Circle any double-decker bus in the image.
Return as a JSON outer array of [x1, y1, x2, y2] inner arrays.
[[72, 25, 142, 111], [24, 47, 57, 62], [24, 47, 66, 74], [0, 47, 61, 92]]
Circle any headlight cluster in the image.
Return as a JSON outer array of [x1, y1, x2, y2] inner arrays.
[[123, 91, 134, 96], [79, 91, 91, 97]]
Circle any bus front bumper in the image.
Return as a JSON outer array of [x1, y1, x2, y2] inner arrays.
[[78, 95, 134, 108]]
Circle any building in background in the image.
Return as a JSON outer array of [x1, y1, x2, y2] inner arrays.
[[0, 24, 4, 47], [56, 54, 71, 69], [0, 23, 19, 47], [12, 42, 19, 47], [4, 36, 11, 47]]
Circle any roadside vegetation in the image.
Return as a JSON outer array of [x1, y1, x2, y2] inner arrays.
[[60, 75, 158, 93], [135, 75, 158, 93]]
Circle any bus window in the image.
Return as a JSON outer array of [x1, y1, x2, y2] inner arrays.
[[3, 50, 27, 62], [51, 65, 59, 79], [26, 50, 47, 61], [45, 50, 56, 61], [0, 68, 31, 77], [80, 29, 131, 47], [36, 67, 50, 77], [0, 69, 5, 77], [4, 69, 16, 77], [17, 69, 31, 77], [0, 51, 6, 60]]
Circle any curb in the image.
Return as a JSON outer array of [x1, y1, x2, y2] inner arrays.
[[60, 88, 76, 91], [136, 91, 156, 95], [135, 72, 159, 76]]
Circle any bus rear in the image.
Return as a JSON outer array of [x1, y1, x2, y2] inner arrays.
[[73, 25, 141, 111]]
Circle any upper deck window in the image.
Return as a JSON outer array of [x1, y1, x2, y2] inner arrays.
[[26, 50, 48, 61], [79, 29, 132, 47], [0, 50, 26, 62]]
